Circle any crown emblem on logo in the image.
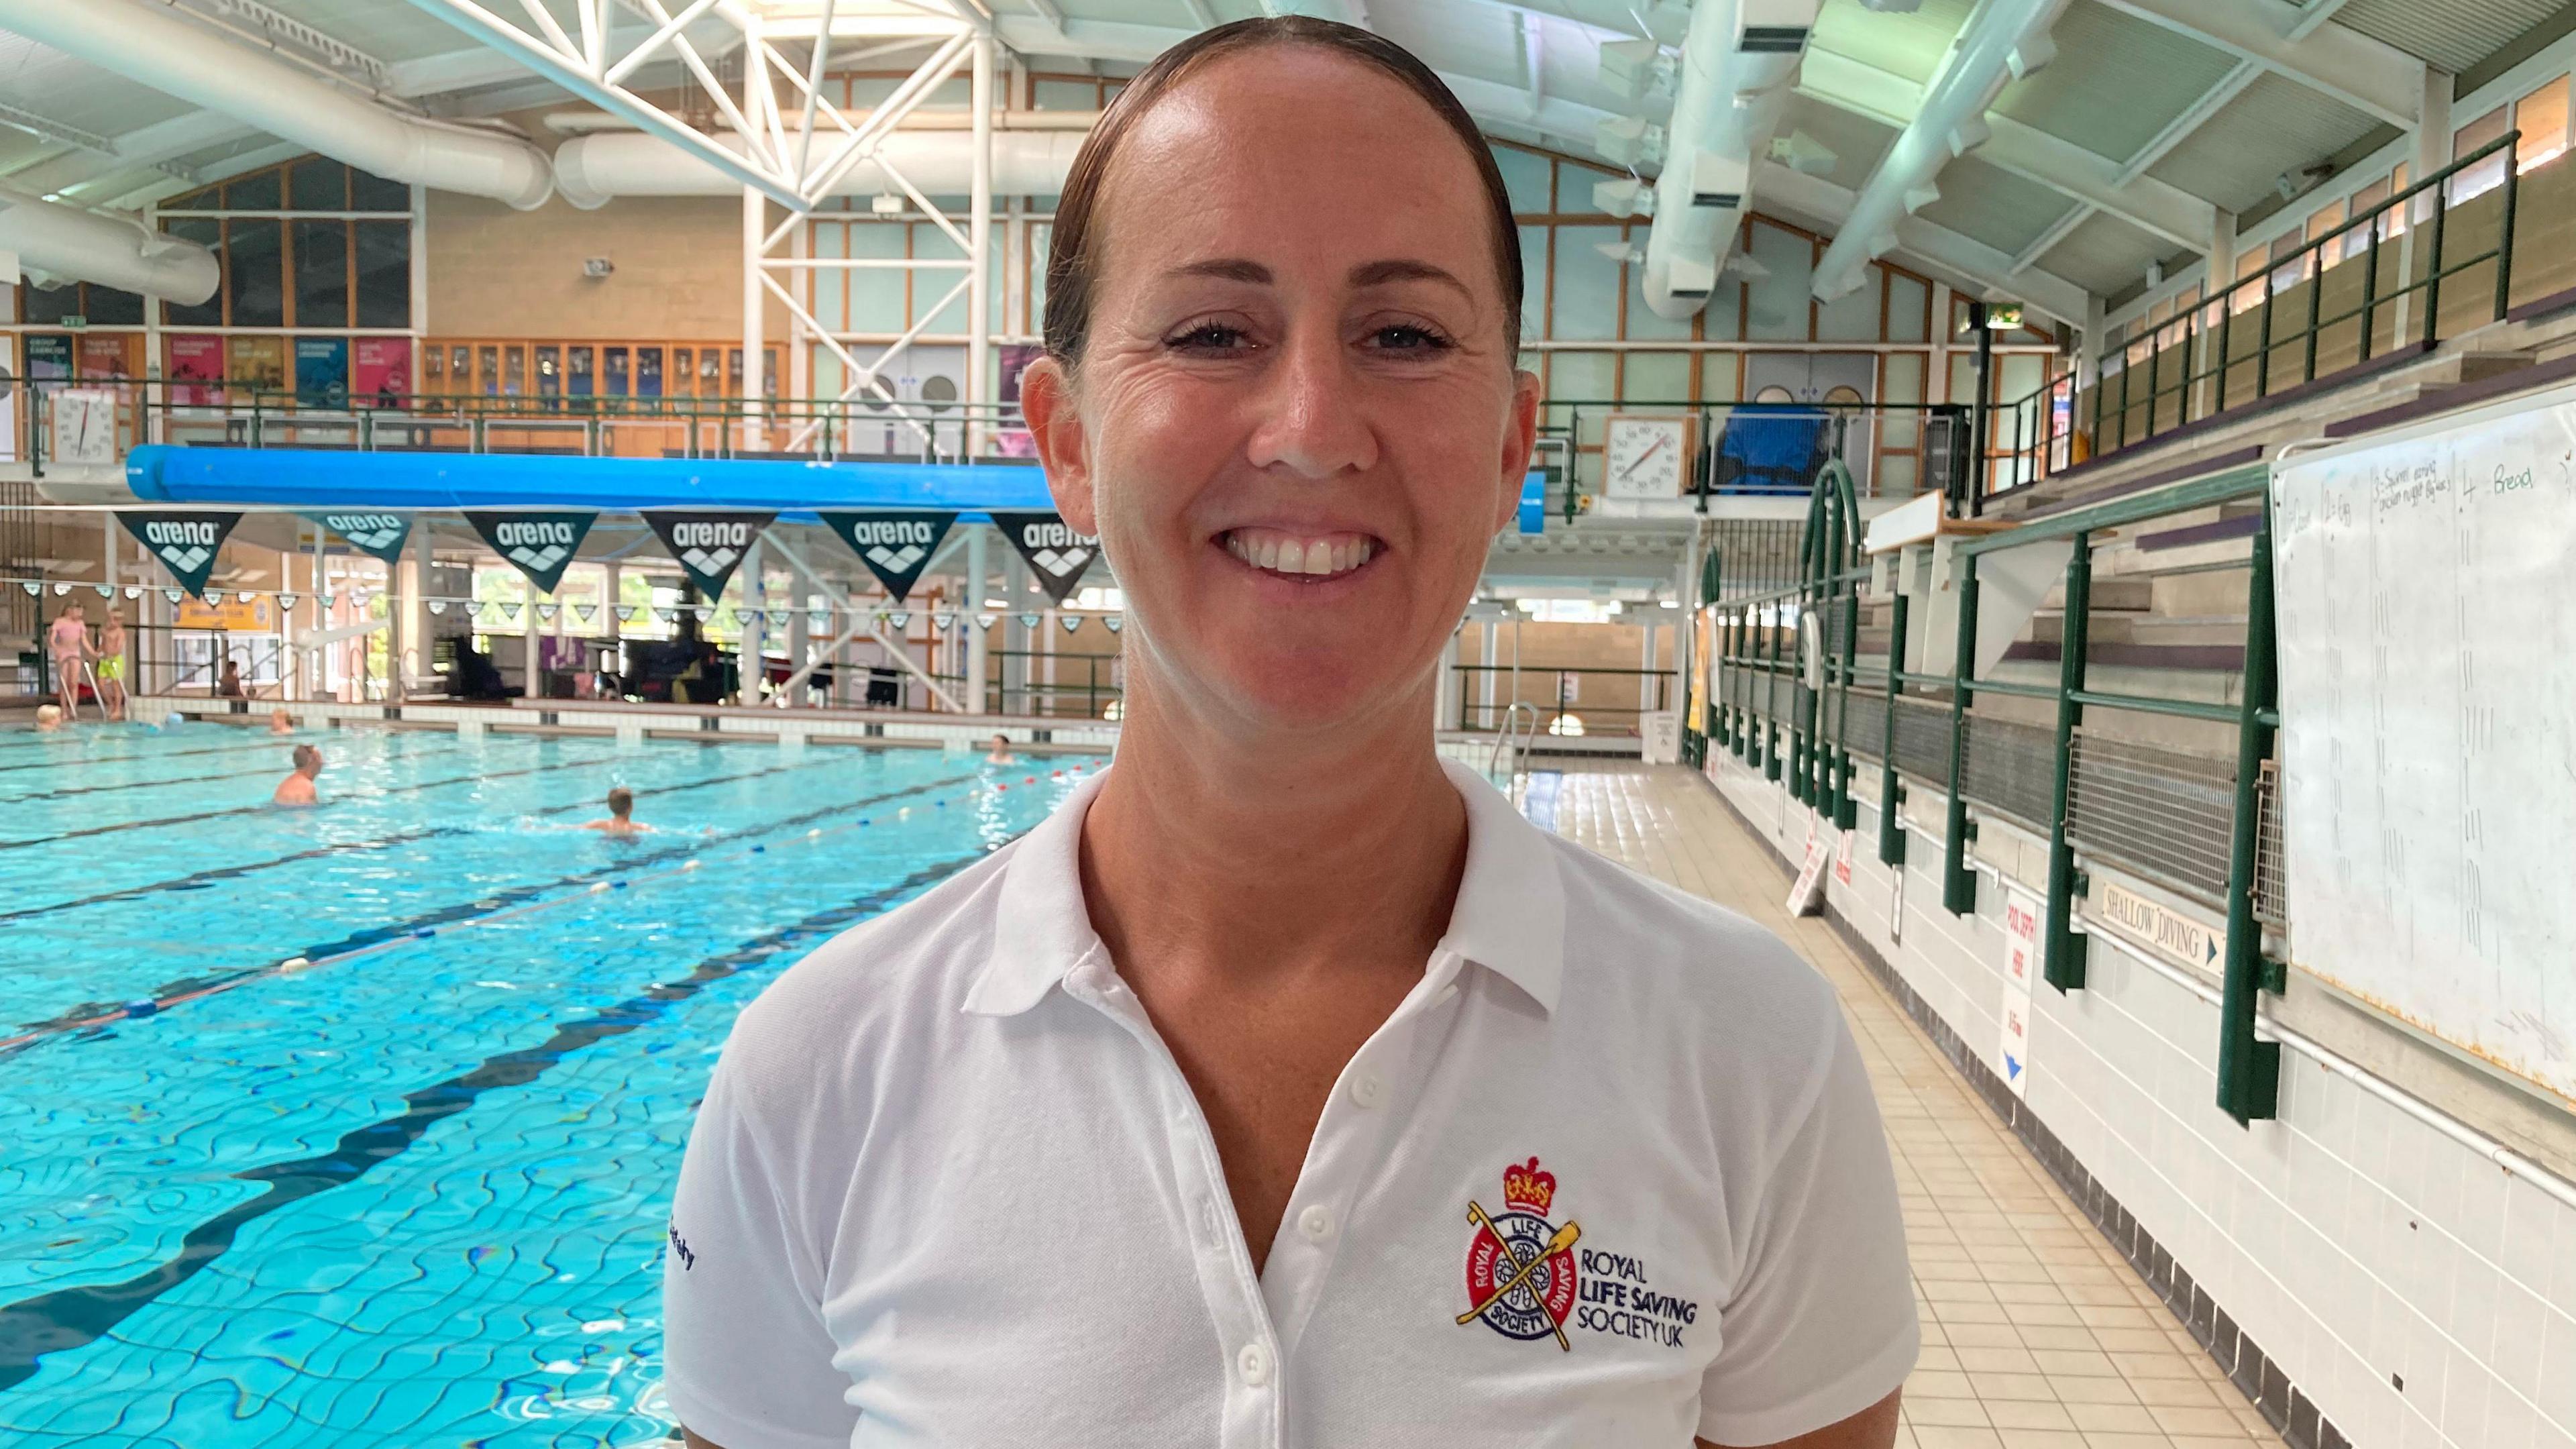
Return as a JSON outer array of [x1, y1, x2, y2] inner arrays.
[[1502, 1157, 1556, 1217]]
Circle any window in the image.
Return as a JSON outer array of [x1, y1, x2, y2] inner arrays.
[[2517, 75, 2570, 170], [290, 160, 347, 212], [156, 158, 413, 330], [2342, 176, 2389, 263], [2451, 105, 2512, 201], [227, 219, 285, 327], [292, 219, 349, 328]]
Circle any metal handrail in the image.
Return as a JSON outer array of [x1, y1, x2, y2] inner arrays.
[[1489, 700, 1541, 785]]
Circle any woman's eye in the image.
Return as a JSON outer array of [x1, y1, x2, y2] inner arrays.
[[1368, 324, 1453, 353], [1167, 322, 1248, 352]]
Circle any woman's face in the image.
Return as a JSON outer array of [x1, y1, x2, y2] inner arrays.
[[1024, 50, 1538, 739]]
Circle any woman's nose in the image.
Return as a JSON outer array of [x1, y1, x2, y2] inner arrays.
[[1243, 329, 1381, 480]]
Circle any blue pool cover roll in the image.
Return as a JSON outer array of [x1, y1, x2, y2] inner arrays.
[[127, 445, 1550, 532]]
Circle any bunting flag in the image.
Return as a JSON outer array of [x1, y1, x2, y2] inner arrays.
[[536, 602, 559, 622], [301, 510, 413, 567], [933, 610, 955, 629], [162, 588, 182, 604], [818, 510, 955, 604], [888, 610, 912, 631], [808, 610, 833, 635], [765, 608, 790, 630], [117, 511, 244, 600], [278, 593, 300, 611], [729, 607, 753, 627], [977, 612, 997, 631], [50, 581, 68, 595], [123, 585, 141, 600], [987, 512, 1102, 606], [500, 601, 523, 623], [91, 583, 112, 598], [464, 511, 596, 594], [1061, 614, 1083, 633], [1104, 615, 1123, 634], [653, 607, 678, 624], [692, 606, 713, 623], [615, 604, 641, 624], [643, 510, 773, 602], [425, 599, 446, 615], [1016, 612, 1040, 630], [15, 581, 34, 595], [237, 592, 260, 606], [573, 602, 596, 625]]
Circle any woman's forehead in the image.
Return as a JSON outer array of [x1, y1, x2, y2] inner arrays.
[[1095, 49, 1497, 279]]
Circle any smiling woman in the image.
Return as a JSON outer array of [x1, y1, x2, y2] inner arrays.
[[663, 20, 1913, 1449]]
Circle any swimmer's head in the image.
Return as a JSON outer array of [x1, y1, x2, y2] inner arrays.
[[607, 786, 634, 820], [269, 708, 293, 733], [990, 734, 1010, 750], [291, 743, 323, 775], [34, 704, 62, 730]]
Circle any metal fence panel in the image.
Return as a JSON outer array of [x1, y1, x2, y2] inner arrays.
[[2068, 732, 2237, 907]]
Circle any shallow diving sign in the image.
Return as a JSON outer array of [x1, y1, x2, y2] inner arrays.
[[2271, 386, 2576, 1107]]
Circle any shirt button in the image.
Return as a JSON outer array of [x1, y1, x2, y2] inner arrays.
[[1349, 1073, 1385, 1108], [1298, 1205, 1334, 1242], [1236, 1342, 1273, 1387]]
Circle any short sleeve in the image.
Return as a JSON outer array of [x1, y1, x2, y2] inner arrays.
[[662, 1048, 860, 1449], [1695, 1009, 1918, 1446]]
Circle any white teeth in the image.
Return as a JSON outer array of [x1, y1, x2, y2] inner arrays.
[[1227, 533, 1251, 564], [1303, 540, 1332, 574], [1226, 531, 1375, 578]]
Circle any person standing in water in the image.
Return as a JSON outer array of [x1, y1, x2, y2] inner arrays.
[[272, 743, 323, 807], [268, 708, 296, 735]]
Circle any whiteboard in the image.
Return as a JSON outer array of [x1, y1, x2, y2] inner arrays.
[[2272, 386, 2576, 1107]]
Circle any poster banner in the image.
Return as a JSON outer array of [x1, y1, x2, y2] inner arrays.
[[166, 335, 227, 408], [229, 335, 286, 394], [987, 511, 1101, 606], [176, 594, 277, 631], [643, 510, 775, 602], [294, 336, 350, 407], [353, 339, 411, 408], [820, 510, 955, 604], [117, 511, 244, 598], [301, 510, 413, 567], [464, 511, 596, 594], [24, 333, 71, 387], [77, 334, 135, 382]]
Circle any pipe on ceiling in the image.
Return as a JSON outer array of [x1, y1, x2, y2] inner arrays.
[[553, 128, 1091, 208], [1810, 0, 2072, 301], [1640, 0, 1820, 320], [0, 182, 219, 305], [541, 109, 1102, 136], [0, 0, 555, 211]]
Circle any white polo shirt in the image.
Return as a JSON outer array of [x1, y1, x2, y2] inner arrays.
[[663, 759, 1916, 1448]]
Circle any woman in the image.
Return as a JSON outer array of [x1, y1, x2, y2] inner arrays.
[[665, 21, 1913, 1449], [95, 610, 128, 721]]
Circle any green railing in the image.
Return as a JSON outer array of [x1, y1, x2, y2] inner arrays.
[[1990, 130, 2524, 497], [1696, 455, 2289, 1123]]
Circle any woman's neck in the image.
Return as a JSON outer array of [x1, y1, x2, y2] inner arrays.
[[1080, 679, 1468, 990]]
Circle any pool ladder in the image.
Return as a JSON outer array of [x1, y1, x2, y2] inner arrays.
[[1489, 700, 1540, 800]]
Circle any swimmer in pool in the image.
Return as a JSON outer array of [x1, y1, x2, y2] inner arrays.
[[34, 704, 64, 733], [581, 786, 651, 836], [273, 743, 323, 807], [985, 733, 1016, 765], [97, 612, 128, 721], [268, 708, 295, 735]]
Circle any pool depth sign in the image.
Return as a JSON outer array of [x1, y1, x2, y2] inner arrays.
[[117, 511, 243, 599], [643, 510, 776, 602], [464, 511, 598, 594]]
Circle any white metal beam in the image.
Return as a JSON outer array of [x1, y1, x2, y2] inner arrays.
[[1760, 160, 2093, 326], [2091, 0, 2421, 127], [1799, 47, 2214, 250], [2114, 58, 2260, 184]]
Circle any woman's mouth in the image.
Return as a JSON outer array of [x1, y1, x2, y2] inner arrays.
[[1220, 527, 1377, 581]]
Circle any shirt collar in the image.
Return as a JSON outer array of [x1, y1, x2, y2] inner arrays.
[[961, 756, 1566, 1018]]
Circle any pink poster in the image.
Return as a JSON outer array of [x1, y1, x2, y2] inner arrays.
[[166, 334, 226, 408], [354, 338, 412, 410]]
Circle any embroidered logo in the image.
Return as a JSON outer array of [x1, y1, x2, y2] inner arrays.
[[1460, 1157, 1581, 1350]]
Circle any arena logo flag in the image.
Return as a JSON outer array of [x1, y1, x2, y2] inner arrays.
[[988, 512, 1102, 606], [301, 511, 413, 567], [819, 510, 955, 604], [464, 511, 596, 594], [117, 511, 243, 599], [643, 510, 775, 602]]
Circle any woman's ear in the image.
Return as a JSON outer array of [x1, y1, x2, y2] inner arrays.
[[1021, 357, 1099, 536]]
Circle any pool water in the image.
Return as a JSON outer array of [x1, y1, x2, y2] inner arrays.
[[0, 722, 1085, 1446]]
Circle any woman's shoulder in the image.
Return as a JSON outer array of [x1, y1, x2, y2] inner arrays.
[[1541, 833, 1841, 1026]]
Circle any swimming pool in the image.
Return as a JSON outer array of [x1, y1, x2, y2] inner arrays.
[[0, 722, 1086, 1446]]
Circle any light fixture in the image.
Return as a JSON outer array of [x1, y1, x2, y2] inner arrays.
[[583, 257, 613, 278]]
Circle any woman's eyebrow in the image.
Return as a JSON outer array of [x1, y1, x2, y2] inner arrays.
[[1167, 258, 1273, 284], [1348, 258, 1472, 301]]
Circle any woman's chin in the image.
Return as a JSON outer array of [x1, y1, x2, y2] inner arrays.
[[1201, 655, 1416, 737]]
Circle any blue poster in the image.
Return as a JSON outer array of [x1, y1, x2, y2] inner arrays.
[[294, 337, 350, 407]]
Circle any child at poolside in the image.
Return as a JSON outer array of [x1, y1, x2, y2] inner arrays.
[[582, 786, 651, 836], [272, 743, 323, 807], [96, 612, 128, 721], [48, 603, 90, 717]]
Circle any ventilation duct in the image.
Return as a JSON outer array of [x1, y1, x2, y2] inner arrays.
[[0, 0, 554, 211], [1811, 0, 2072, 301], [0, 182, 218, 304], [553, 129, 1091, 209], [1633, 0, 1819, 320]]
